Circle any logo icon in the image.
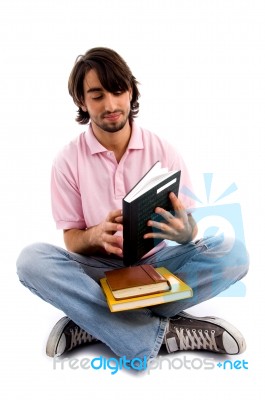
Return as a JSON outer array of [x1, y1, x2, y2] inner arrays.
[[181, 173, 247, 297]]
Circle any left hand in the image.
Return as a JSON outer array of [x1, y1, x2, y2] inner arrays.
[[144, 192, 197, 244]]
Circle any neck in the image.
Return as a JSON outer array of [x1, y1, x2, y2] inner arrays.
[[91, 121, 132, 162]]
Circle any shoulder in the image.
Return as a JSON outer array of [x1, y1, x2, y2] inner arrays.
[[135, 123, 183, 168], [52, 130, 87, 173], [136, 124, 177, 150]]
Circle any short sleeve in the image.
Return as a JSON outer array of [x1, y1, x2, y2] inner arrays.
[[51, 162, 86, 230]]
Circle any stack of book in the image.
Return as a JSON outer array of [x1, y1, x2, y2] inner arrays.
[[100, 265, 193, 312], [100, 161, 193, 312]]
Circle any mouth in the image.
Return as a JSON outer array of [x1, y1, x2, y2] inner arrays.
[[103, 112, 122, 122]]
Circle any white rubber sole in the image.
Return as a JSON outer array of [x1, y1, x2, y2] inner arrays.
[[46, 316, 70, 357]]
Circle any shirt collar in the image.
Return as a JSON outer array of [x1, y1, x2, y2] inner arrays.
[[85, 122, 144, 155]]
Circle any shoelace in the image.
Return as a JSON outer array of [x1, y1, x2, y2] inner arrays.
[[68, 327, 94, 351], [171, 328, 219, 351]]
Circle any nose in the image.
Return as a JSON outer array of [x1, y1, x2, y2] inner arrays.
[[104, 92, 117, 112]]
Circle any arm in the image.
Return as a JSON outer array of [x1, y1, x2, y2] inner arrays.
[[144, 192, 198, 244], [64, 209, 123, 256]]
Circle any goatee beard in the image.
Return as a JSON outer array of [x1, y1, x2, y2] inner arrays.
[[94, 113, 129, 133]]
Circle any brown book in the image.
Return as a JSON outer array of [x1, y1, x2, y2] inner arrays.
[[104, 264, 171, 299]]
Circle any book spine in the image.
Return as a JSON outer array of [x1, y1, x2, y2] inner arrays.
[[123, 198, 138, 266], [124, 188, 161, 265], [140, 265, 165, 282]]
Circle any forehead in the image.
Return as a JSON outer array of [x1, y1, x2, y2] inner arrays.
[[83, 69, 102, 91]]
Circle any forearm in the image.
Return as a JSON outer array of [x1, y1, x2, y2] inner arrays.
[[63, 227, 104, 255], [63, 209, 123, 256]]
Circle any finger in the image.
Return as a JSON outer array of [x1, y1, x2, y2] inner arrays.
[[154, 207, 175, 222], [167, 194, 189, 222], [103, 232, 123, 245], [102, 232, 123, 248], [105, 221, 123, 233], [147, 219, 171, 232], [169, 192, 185, 211], [154, 206, 187, 227], [107, 209, 123, 222], [103, 234, 123, 255], [144, 231, 171, 240], [115, 215, 123, 224], [105, 243, 123, 256]]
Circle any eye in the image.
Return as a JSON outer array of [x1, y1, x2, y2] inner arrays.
[[92, 95, 103, 100], [113, 91, 123, 96]]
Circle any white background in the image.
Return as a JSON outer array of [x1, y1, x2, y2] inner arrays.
[[1, 0, 264, 398]]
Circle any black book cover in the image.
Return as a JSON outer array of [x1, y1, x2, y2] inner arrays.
[[123, 167, 181, 266]]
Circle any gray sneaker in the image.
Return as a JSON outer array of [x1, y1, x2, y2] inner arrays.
[[164, 311, 246, 355], [46, 316, 99, 357]]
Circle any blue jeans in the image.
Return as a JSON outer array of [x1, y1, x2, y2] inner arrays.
[[16, 235, 248, 362]]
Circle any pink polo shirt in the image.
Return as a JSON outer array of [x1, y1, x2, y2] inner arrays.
[[51, 123, 195, 254]]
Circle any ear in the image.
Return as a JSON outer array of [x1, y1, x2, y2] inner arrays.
[[80, 105, 87, 112], [78, 97, 87, 112], [129, 88, 133, 101]]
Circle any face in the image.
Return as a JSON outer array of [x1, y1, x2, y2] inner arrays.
[[81, 69, 132, 133]]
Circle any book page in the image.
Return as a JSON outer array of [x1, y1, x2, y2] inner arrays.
[[125, 170, 177, 202], [124, 161, 178, 202], [124, 162, 162, 201]]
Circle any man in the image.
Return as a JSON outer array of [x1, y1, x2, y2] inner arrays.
[[17, 47, 249, 363]]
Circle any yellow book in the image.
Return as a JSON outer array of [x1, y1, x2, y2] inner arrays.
[[100, 267, 193, 312]]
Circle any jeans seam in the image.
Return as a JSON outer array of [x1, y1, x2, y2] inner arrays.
[[18, 279, 55, 304], [147, 317, 168, 361], [66, 252, 123, 269]]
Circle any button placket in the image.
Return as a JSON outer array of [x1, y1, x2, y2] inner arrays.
[[114, 160, 126, 199]]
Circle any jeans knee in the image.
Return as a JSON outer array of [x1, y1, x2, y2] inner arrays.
[[217, 236, 249, 280], [16, 242, 48, 283], [205, 235, 249, 281]]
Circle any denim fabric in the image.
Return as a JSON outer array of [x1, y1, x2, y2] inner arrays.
[[16, 235, 249, 361]]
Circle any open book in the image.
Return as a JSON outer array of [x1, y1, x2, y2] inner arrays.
[[100, 267, 193, 312], [123, 161, 181, 266]]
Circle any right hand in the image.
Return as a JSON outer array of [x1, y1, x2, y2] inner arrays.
[[93, 209, 123, 256]]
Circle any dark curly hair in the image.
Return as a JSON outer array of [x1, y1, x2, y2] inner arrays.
[[68, 47, 140, 125]]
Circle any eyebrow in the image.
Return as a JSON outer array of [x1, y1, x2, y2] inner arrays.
[[86, 87, 104, 94]]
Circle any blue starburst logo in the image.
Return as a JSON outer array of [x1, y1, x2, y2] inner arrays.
[[180, 173, 247, 297]]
